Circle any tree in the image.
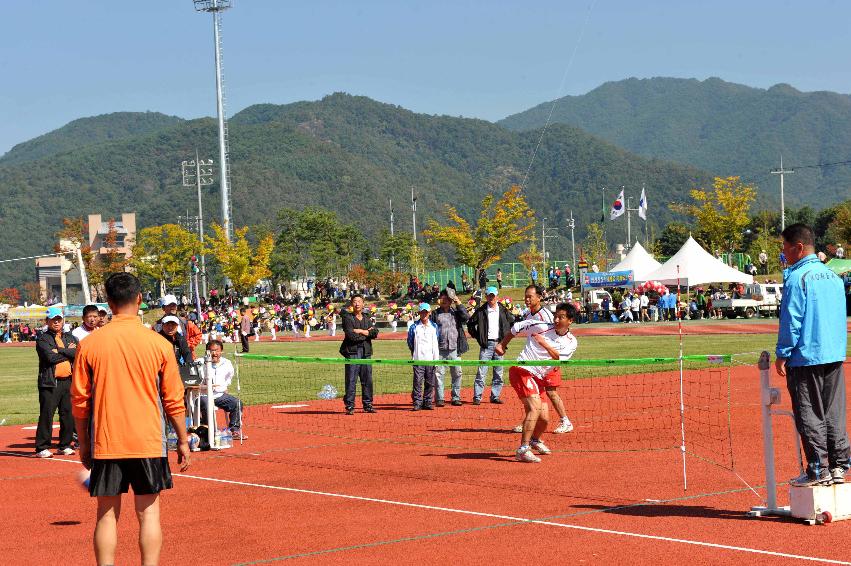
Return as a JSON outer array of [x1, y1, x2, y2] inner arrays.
[[582, 223, 608, 269], [671, 176, 756, 255], [22, 281, 43, 305], [518, 241, 544, 274], [657, 221, 691, 257], [89, 219, 131, 294], [129, 224, 202, 293], [273, 207, 365, 284], [423, 185, 535, 282], [825, 201, 851, 248], [55, 217, 95, 278], [206, 224, 274, 294], [0, 287, 21, 305]]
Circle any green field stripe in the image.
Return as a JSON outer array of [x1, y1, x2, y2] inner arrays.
[[236, 354, 732, 367]]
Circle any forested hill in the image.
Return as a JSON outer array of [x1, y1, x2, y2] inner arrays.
[[499, 77, 851, 209], [0, 112, 185, 166], [0, 93, 710, 290]]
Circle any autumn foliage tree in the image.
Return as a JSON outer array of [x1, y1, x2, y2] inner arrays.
[[423, 185, 535, 282], [671, 176, 756, 255], [0, 287, 21, 305], [130, 224, 202, 294], [206, 224, 274, 294]]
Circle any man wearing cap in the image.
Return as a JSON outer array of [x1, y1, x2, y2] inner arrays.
[[466, 286, 513, 405], [34, 306, 79, 458], [154, 295, 201, 358], [158, 315, 193, 369], [154, 295, 184, 334], [407, 302, 440, 410], [96, 306, 109, 328], [433, 288, 469, 406], [73, 304, 100, 342]]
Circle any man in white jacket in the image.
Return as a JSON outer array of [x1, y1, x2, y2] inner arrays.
[[407, 303, 440, 411]]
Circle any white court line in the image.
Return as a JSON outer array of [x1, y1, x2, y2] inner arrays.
[[3, 452, 849, 565], [174, 473, 850, 565], [270, 404, 309, 409], [21, 425, 58, 430]]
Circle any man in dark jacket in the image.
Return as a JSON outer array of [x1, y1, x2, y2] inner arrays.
[[340, 294, 378, 415], [466, 286, 513, 404], [35, 306, 79, 458], [158, 315, 193, 369], [433, 289, 470, 406]]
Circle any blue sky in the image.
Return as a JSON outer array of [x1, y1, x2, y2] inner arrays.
[[2, 1, 850, 155]]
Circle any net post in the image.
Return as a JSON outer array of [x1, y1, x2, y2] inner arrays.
[[676, 266, 688, 491], [748, 351, 791, 517]]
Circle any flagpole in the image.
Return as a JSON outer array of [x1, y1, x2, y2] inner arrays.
[[626, 195, 632, 250]]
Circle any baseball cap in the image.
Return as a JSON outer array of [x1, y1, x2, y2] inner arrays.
[[418, 302, 431, 312], [46, 306, 64, 319], [161, 315, 181, 325], [161, 294, 178, 306], [486, 286, 498, 296]]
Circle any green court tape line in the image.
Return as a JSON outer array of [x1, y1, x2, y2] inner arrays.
[[236, 354, 732, 367]]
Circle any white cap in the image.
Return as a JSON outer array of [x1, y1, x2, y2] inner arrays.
[[161, 315, 181, 326], [161, 294, 178, 306]]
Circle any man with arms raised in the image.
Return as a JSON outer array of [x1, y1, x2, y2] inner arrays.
[[498, 284, 574, 434], [499, 302, 580, 462], [72, 273, 190, 566], [775, 224, 849, 486]]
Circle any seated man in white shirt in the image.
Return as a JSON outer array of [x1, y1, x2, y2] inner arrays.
[[200, 340, 246, 440]]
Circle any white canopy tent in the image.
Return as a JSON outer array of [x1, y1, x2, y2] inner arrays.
[[642, 236, 754, 286], [609, 241, 662, 283]]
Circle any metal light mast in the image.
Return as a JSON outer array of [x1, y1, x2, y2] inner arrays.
[[182, 151, 215, 297], [194, 0, 234, 242], [770, 155, 794, 232], [411, 187, 417, 243]]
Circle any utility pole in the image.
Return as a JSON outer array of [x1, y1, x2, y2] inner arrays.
[[181, 151, 214, 297], [770, 156, 794, 232], [389, 199, 396, 271], [541, 217, 558, 269], [567, 210, 576, 280], [194, 0, 234, 242], [623, 192, 642, 250], [411, 187, 417, 243]]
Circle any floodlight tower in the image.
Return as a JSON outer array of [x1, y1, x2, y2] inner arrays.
[[182, 151, 215, 297], [194, 0, 234, 243]]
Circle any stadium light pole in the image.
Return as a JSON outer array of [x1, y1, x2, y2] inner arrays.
[[194, 0, 234, 243], [770, 155, 794, 232], [389, 198, 396, 271], [182, 151, 215, 297], [541, 217, 558, 270], [411, 187, 417, 243]]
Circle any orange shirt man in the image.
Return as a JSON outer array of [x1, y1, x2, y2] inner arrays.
[[72, 272, 189, 566]]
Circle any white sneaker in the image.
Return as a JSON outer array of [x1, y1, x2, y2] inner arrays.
[[516, 447, 541, 463], [530, 440, 551, 455], [512, 423, 524, 433], [35, 449, 52, 458], [56, 447, 75, 456], [553, 418, 574, 434]]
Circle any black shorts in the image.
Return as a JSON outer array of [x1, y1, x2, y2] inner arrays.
[[89, 457, 173, 497]]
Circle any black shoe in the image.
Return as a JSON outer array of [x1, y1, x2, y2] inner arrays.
[[472, 399, 481, 405], [490, 398, 503, 404], [364, 406, 377, 413], [436, 401, 445, 407], [345, 407, 355, 415], [423, 405, 434, 410], [412, 405, 422, 411], [451, 399, 462, 406]]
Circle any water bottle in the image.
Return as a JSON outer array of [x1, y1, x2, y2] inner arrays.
[[214, 427, 222, 447], [219, 427, 232, 448], [167, 430, 178, 451]]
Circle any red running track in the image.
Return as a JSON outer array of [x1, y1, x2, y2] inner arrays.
[[2, 362, 851, 565]]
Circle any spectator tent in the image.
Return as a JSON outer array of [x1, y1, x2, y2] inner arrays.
[[609, 241, 662, 283], [643, 236, 754, 286]]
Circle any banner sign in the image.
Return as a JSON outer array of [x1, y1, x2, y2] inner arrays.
[[582, 270, 634, 288]]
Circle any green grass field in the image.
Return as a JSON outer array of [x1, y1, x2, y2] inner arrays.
[[0, 333, 791, 425]]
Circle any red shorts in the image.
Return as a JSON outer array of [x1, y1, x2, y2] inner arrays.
[[509, 367, 562, 398]]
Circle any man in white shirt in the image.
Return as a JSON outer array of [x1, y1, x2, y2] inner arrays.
[[500, 302, 579, 462], [72, 305, 99, 342], [498, 285, 574, 434], [200, 340, 245, 440], [407, 303, 440, 410], [639, 292, 650, 322], [630, 294, 641, 323]]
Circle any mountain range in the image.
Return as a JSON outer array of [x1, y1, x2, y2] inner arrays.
[[0, 92, 709, 291], [500, 77, 851, 208], [2, 76, 850, 292]]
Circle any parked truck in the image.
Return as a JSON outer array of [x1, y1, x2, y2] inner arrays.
[[712, 283, 783, 319]]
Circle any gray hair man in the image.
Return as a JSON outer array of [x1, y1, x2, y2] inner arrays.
[[433, 288, 470, 406]]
